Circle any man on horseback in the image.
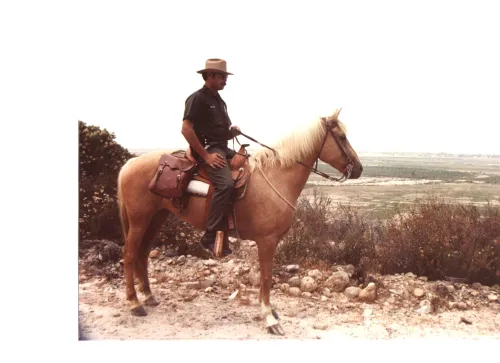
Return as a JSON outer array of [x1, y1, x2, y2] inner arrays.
[[181, 58, 241, 256]]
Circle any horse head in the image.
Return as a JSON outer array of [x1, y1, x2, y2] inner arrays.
[[318, 108, 363, 179]]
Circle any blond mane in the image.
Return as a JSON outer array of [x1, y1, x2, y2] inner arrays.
[[249, 112, 346, 172]]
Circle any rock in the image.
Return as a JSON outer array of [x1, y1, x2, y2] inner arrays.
[[203, 259, 218, 267], [405, 272, 416, 279], [300, 276, 318, 292], [416, 300, 433, 314], [358, 282, 377, 303], [339, 264, 356, 277], [289, 287, 301, 297], [149, 278, 157, 284], [177, 255, 187, 264], [313, 322, 327, 330], [280, 283, 290, 293], [203, 270, 211, 276], [413, 288, 425, 298], [447, 285, 455, 294], [286, 264, 300, 273], [149, 250, 160, 259], [449, 302, 457, 310], [457, 302, 468, 310], [165, 248, 177, 257], [112, 313, 121, 318], [228, 236, 237, 243], [344, 286, 361, 299], [181, 281, 202, 289], [211, 267, 219, 274], [321, 296, 328, 302], [322, 288, 331, 297], [472, 282, 482, 289], [324, 271, 350, 292], [308, 269, 323, 280], [288, 276, 301, 287], [418, 276, 428, 282], [301, 292, 312, 298], [205, 287, 213, 293], [248, 241, 257, 247], [248, 268, 260, 287], [471, 291, 479, 297], [200, 277, 216, 289], [487, 294, 498, 302], [460, 317, 472, 325]]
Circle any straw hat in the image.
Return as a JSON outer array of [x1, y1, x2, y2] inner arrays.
[[197, 58, 233, 75]]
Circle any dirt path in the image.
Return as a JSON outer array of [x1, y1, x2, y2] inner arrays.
[[78, 254, 500, 340]]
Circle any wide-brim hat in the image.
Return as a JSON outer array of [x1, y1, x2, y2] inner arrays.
[[197, 58, 233, 75]]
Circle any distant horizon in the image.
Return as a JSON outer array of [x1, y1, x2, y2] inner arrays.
[[126, 146, 500, 157]]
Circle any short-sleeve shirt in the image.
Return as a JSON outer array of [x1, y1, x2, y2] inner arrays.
[[183, 85, 232, 146]]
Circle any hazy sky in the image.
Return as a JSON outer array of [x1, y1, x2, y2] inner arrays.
[[3, 0, 499, 154]]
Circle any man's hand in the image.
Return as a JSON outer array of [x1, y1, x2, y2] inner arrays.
[[204, 152, 226, 169], [230, 125, 241, 137]]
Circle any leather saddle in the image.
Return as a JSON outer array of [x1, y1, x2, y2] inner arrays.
[[169, 144, 251, 229]]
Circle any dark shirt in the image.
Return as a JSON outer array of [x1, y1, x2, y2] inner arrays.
[[183, 85, 233, 147]]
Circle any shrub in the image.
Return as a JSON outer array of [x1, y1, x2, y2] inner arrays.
[[79, 121, 134, 242]]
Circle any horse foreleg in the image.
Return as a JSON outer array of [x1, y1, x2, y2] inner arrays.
[[257, 237, 285, 336], [123, 225, 148, 316]]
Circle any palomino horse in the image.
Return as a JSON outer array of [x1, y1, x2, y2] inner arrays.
[[117, 108, 363, 335]]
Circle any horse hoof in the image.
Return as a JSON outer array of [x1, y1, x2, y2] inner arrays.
[[144, 295, 160, 306], [267, 323, 285, 336], [130, 305, 147, 316]]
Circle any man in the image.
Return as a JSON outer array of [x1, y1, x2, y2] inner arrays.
[[181, 58, 241, 255]]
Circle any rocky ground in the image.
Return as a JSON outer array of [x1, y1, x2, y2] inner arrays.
[[78, 239, 500, 340]]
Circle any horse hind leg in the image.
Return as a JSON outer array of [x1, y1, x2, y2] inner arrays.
[[134, 209, 171, 307], [123, 222, 149, 316]]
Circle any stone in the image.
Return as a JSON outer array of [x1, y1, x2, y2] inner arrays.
[[300, 276, 318, 292], [280, 283, 290, 293], [203, 270, 211, 276], [288, 276, 301, 287], [181, 281, 201, 289], [248, 241, 257, 247], [321, 296, 328, 302], [405, 272, 416, 279], [210, 268, 219, 274], [487, 294, 498, 302], [448, 302, 457, 310], [472, 282, 482, 289], [149, 250, 160, 259], [447, 285, 455, 293], [248, 268, 260, 287], [344, 286, 361, 299], [358, 283, 377, 303], [203, 259, 218, 267], [413, 288, 425, 298], [289, 287, 301, 297], [286, 264, 300, 273], [200, 277, 216, 289], [457, 302, 468, 310], [418, 276, 428, 282], [301, 292, 312, 298], [324, 271, 350, 292], [177, 255, 187, 264], [313, 322, 327, 330], [322, 288, 331, 297], [149, 278, 157, 284], [308, 269, 323, 280], [416, 300, 433, 314]]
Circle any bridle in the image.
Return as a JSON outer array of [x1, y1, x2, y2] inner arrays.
[[238, 117, 355, 184], [295, 117, 354, 183]]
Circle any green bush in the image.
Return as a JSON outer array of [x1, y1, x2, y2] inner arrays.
[[79, 121, 134, 242], [276, 189, 500, 285]]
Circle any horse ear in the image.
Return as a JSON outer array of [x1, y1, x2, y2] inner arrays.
[[332, 108, 342, 120]]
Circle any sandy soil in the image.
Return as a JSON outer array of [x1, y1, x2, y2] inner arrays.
[[78, 251, 500, 340]]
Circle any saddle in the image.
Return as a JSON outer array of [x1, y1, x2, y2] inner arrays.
[[148, 144, 251, 230]]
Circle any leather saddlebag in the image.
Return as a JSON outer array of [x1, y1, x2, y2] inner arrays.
[[148, 153, 198, 198]]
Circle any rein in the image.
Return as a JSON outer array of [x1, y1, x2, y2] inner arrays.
[[238, 119, 354, 183], [237, 119, 354, 210]]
